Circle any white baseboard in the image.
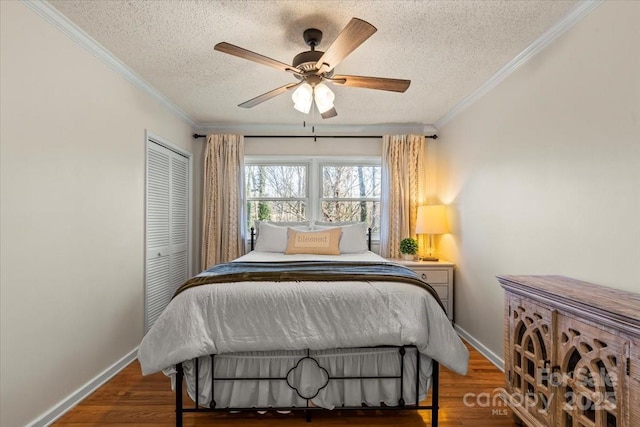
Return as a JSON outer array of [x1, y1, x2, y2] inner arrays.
[[25, 347, 139, 427], [454, 324, 504, 372], [23, 329, 498, 425]]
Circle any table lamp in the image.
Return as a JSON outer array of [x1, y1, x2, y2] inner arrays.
[[415, 205, 448, 261]]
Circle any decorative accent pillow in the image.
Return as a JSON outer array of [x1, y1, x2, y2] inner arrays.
[[285, 227, 342, 255], [254, 222, 311, 252], [313, 222, 369, 253]]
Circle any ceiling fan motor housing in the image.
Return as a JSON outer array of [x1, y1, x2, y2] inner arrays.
[[293, 50, 324, 72], [293, 28, 332, 81]]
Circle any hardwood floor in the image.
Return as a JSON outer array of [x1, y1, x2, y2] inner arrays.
[[54, 341, 517, 426]]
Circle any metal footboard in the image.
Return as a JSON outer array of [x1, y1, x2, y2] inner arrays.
[[174, 345, 439, 426]]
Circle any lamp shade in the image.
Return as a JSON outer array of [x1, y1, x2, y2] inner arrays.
[[415, 205, 448, 234], [313, 83, 335, 113], [292, 83, 313, 114]]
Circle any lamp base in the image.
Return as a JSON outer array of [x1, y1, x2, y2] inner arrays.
[[420, 256, 439, 261]]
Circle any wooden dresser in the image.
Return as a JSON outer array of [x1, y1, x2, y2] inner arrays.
[[497, 275, 640, 427]]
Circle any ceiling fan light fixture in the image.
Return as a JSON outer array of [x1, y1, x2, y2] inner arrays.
[[314, 83, 335, 114], [216, 18, 408, 120], [292, 83, 313, 114]]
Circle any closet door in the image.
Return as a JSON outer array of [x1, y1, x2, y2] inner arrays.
[[145, 140, 190, 333]]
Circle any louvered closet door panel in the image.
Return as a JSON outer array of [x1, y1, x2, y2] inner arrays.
[[171, 156, 188, 248], [170, 251, 188, 294], [146, 255, 171, 328], [145, 141, 190, 332], [169, 154, 189, 293], [147, 147, 170, 256]]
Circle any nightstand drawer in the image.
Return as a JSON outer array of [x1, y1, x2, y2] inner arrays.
[[431, 284, 449, 300], [387, 258, 454, 322], [415, 269, 449, 284]]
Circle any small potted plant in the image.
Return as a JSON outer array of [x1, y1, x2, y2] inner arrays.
[[399, 237, 419, 261]]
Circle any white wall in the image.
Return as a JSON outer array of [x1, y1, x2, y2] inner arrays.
[[436, 0, 640, 360], [0, 2, 200, 426], [245, 136, 382, 156]]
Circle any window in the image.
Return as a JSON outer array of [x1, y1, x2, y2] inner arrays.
[[320, 164, 381, 232], [245, 164, 308, 224], [244, 158, 381, 236]]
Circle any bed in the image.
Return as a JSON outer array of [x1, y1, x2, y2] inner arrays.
[[138, 222, 469, 426]]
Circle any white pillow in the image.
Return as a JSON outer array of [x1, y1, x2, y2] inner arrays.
[[253, 220, 311, 237], [313, 220, 359, 227], [254, 222, 311, 252], [313, 222, 369, 253]]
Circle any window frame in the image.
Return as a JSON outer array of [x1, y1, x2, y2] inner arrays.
[[244, 159, 310, 226], [317, 160, 382, 229], [244, 155, 381, 232]]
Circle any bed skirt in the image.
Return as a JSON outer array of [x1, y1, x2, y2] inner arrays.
[[169, 345, 439, 426]]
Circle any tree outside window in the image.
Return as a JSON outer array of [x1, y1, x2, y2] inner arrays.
[[320, 164, 381, 234], [245, 164, 308, 230]]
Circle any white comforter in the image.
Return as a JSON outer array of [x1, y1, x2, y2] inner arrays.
[[138, 251, 469, 376]]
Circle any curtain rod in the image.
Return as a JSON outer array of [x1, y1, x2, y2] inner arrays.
[[192, 133, 438, 140]]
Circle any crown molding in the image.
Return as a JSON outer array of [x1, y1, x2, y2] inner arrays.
[[435, 0, 604, 130], [23, 0, 433, 135], [22, 0, 196, 127], [25, 0, 600, 135], [195, 123, 438, 137]]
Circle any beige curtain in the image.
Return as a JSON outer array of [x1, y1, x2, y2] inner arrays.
[[201, 134, 245, 269], [380, 134, 425, 258]]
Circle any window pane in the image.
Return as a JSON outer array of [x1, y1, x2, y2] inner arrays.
[[322, 165, 381, 198], [246, 200, 307, 228], [321, 201, 380, 233], [245, 165, 306, 198]]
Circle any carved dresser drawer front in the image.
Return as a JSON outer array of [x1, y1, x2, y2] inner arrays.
[[497, 275, 640, 427]]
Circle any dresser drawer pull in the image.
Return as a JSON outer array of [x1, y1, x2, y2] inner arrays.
[[417, 270, 449, 283]]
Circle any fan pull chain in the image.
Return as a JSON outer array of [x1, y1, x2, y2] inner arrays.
[[310, 103, 318, 142]]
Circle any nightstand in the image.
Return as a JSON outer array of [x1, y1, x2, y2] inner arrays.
[[388, 258, 454, 322]]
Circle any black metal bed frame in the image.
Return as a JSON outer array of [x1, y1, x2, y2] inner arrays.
[[172, 226, 440, 425], [174, 345, 439, 426]]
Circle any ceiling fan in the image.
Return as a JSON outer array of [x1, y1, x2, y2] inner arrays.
[[214, 18, 411, 119]]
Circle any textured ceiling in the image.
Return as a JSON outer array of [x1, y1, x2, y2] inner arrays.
[[48, 0, 579, 128]]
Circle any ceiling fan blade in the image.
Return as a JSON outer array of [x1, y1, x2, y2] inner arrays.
[[238, 82, 301, 108], [330, 75, 411, 93], [215, 42, 300, 75], [315, 18, 377, 75], [321, 107, 338, 119]]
